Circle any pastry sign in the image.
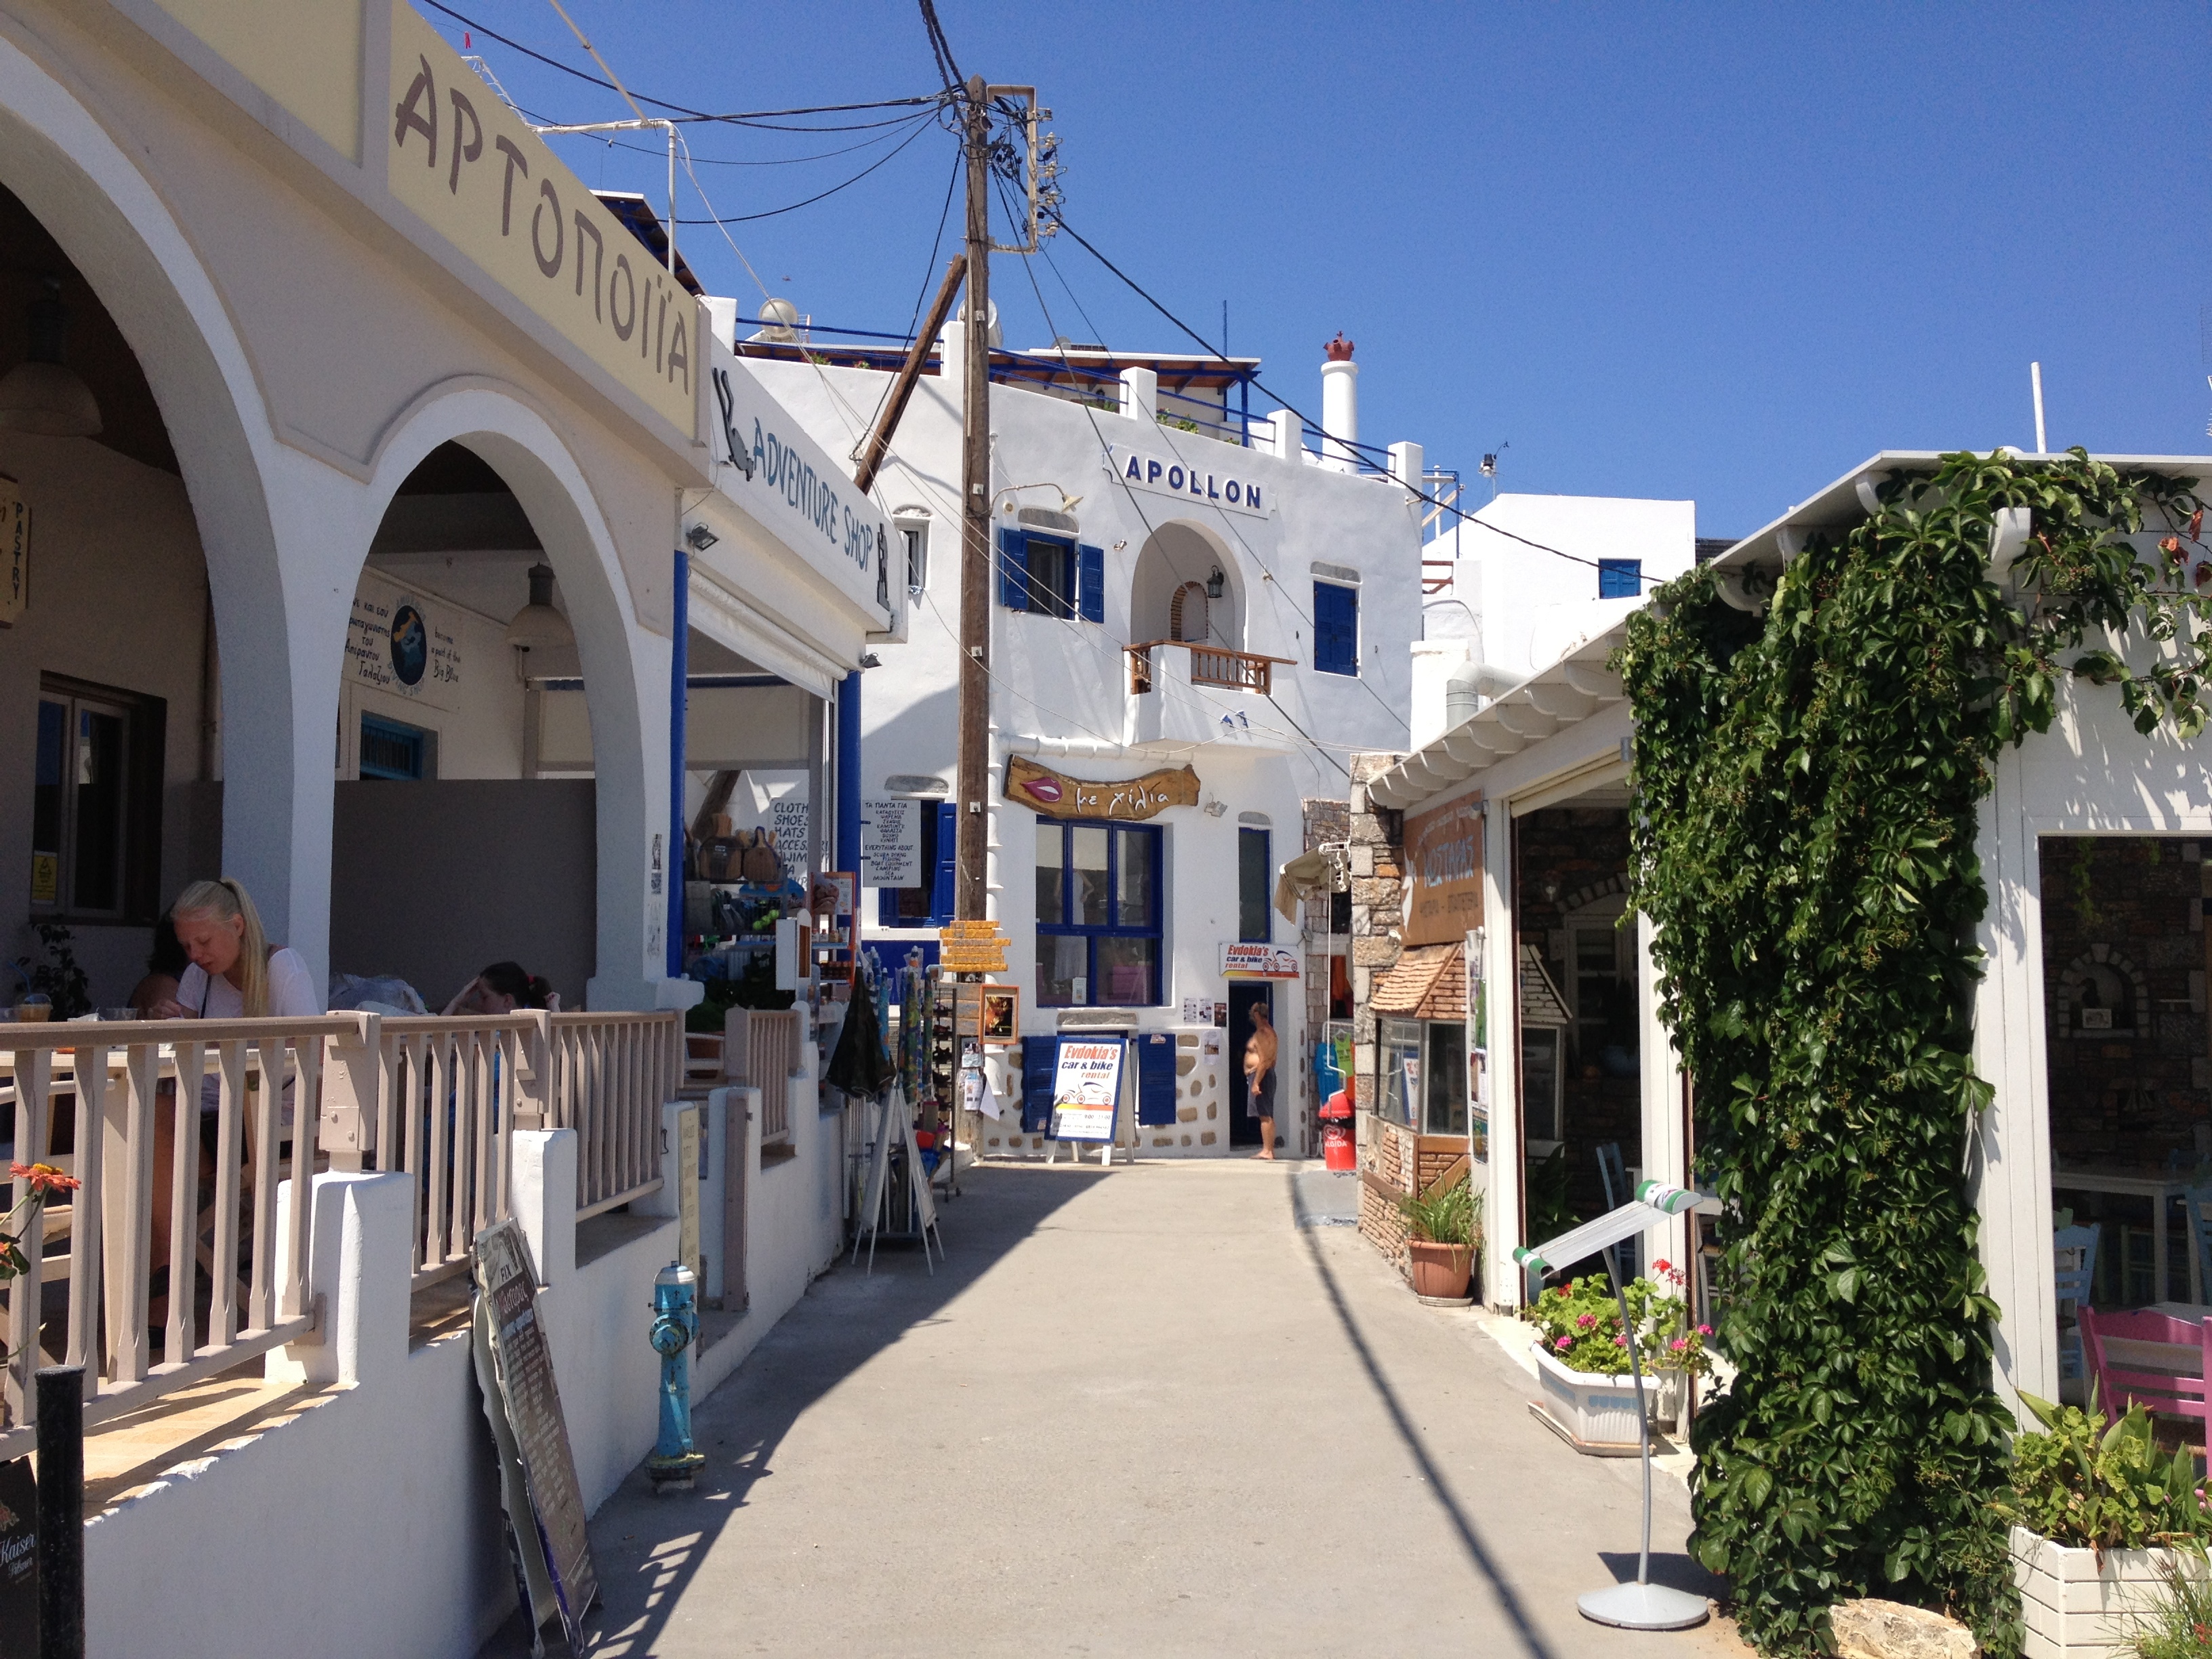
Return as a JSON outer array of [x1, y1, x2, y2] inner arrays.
[[1005, 756, 1200, 821]]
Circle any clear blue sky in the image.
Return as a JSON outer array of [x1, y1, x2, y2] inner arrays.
[[435, 1, 2210, 538]]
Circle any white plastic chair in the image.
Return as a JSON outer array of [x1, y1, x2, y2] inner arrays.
[[2053, 1223, 2100, 1387]]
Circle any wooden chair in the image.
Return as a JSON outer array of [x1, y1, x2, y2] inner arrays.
[[2078, 1305, 2212, 1432], [2053, 1223, 2100, 1390]]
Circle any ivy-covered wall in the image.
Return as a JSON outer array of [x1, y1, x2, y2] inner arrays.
[[1617, 451, 2205, 1657]]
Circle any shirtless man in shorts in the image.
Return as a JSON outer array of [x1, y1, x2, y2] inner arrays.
[[1246, 1000, 1279, 1159]]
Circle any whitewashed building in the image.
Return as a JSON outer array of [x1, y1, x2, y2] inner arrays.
[[0, 4, 891, 1652], [748, 329, 1428, 1155]]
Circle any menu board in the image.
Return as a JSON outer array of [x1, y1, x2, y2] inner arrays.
[[0, 1457, 34, 1651], [473, 1219, 597, 1651], [1050, 1039, 1124, 1142]]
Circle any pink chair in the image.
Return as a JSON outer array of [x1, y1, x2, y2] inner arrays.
[[2077, 1305, 2212, 1430]]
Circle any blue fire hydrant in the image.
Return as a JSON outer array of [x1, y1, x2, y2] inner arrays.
[[647, 1260, 706, 1490]]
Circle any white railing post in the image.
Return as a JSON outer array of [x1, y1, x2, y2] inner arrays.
[[321, 1012, 381, 1174]]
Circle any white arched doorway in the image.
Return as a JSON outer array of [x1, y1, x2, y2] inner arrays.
[[1130, 520, 1243, 649], [0, 32, 301, 994], [340, 383, 660, 1010]]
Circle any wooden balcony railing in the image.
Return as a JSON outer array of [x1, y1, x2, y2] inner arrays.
[[0, 1015, 363, 1454], [1126, 640, 1293, 697], [546, 1010, 680, 1218], [722, 1008, 800, 1145]]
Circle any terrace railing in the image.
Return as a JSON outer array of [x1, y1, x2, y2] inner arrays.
[[545, 1010, 680, 1217], [1126, 640, 1290, 697], [0, 1015, 365, 1454]]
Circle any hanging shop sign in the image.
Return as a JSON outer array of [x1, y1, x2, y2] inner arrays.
[[0, 476, 26, 628], [387, 4, 697, 438], [703, 346, 894, 630], [860, 797, 920, 886], [1404, 792, 1484, 948], [348, 574, 462, 710], [1051, 1038, 1124, 1142], [472, 1219, 597, 1654], [1109, 444, 1269, 520], [1005, 756, 1200, 821], [1221, 941, 1300, 979]]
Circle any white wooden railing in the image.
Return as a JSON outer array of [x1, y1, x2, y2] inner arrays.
[[722, 1008, 799, 1145], [545, 1011, 680, 1217], [0, 1016, 365, 1454], [369, 1014, 548, 1291], [0, 1006, 680, 1452]]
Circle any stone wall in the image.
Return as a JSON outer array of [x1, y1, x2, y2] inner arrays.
[[1347, 752, 1407, 1111]]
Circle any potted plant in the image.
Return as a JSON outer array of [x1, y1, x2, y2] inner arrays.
[[1996, 1389, 2212, 1658], [1519, 1261, 1709, 1453], [1399, 1177, 1480, 1303]]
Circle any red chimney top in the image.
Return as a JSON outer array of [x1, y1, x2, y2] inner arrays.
[[1324, 333, 1355, 362]]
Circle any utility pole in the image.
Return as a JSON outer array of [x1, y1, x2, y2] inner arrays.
[[956, 73, 992, 922]]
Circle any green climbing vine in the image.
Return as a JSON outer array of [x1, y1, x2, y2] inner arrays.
[[1616, 449, 2205, 1656]]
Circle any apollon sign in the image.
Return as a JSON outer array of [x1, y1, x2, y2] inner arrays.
[[1404, 793, 1484, 947], [1005, 756, 1200, 821], [1109, 445, 1269, 520]]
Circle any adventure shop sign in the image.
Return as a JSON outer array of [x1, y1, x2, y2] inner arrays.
[[1109, 445, 1269, 520], [1004, 756, 1200, 821], [387, 4, 698, 437]]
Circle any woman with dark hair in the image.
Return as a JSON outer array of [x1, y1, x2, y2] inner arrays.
[[443, 960, 557, 1015], [128, 912, 191, 1015]]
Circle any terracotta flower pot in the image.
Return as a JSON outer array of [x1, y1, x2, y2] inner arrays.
[[1408, 1240, 1473, 1300]]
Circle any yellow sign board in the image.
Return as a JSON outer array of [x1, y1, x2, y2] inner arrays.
[[386, 5, 699, 438], [939, 922, 1006, 940]]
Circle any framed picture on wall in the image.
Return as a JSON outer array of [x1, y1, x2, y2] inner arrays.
[[979, 985, 1019, 1044]]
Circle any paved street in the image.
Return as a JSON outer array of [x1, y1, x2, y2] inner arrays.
[[510, 1158, 1747, 1658]]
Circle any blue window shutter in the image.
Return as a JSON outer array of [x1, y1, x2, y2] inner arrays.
[[996, 527, 1029, 611], [930, 802, 958, 923], [1021, 1036, 1061, 1132], [1597, 558, 1641, 599], [1077, 544, 1105, 623], [1314, 582, 1358, 676], [1136, 1031, 1177, 1126]]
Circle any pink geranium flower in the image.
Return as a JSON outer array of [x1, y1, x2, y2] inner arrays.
[[1576, 1313, 1598, 1330], [1614, 1334, 1628, 1347], [1555, 1336, 1572, 1351]]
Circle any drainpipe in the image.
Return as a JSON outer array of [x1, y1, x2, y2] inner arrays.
[[668, 548, 688, 979], [836, 669, 862, 876]]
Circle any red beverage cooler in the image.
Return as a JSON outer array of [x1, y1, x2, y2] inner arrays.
[[1319, 1088, 1355, 1171]]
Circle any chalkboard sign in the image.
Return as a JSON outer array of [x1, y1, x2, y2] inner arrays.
[[473, 1219, 597, 1652], [0, 1456, 34, 1651]]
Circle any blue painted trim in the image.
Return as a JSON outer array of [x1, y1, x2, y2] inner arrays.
[[668, 548, 689, 979], [836, 668, 861, 878]]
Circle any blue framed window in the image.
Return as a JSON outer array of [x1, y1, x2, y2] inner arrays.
[[1238, 827, 1270, 942], [1597, 558, 1641, 599], [878, 800, 958, 926], [1036, 818, 1162, 1006], [1313, 581, 1358, 676], [998, 529, 1103, 623], [359, 713, 429, 780]]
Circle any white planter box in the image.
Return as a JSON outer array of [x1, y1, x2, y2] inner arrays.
[[1529, 1340, 1683, 1454], [2012, 1524, 2198, 1658]]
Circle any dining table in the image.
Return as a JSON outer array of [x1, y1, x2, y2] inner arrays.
[[2052, 1164, 2204, 1306]]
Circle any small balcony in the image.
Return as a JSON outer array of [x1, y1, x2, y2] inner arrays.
[[1124, 640, 1297, 751]]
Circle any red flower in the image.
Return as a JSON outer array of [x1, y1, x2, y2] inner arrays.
[[10, 1162, 79, 1197]]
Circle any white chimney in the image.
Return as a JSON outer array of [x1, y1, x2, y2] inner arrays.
[[1268, 409, 1304, 463], [1120, 365, 1158, 426], [1319, 333, 1358, 472]]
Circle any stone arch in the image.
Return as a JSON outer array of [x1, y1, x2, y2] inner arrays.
[[2052, 943, 2150, 1040], [1131, 520, 1242, 649], [355, 380, 656, 1004], [1555, 872, 1630, 919], [0, 34, 304, 938], [1169, 580, 1208, 642]]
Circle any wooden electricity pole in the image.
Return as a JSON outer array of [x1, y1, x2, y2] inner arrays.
[[956, 73, 993, 922]]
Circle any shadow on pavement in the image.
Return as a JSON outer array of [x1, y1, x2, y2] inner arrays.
[[1288, 1181, 1564, 1659], [480, 1160, 1107, 1658]]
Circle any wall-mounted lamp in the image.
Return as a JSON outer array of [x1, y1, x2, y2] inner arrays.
[[1539, 872, 1562, 904], [1204, 567, 1226, 600], [0, 277, 100, 437], [683, 523, 719, 553], [858, 651, 882, 669], [1202, 797, 1227, 819]]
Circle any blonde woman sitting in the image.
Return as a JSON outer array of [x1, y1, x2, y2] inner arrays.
[[144, 878, 322, 1324]]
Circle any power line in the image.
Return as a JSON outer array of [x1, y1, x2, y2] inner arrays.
[[673, 115, 937, 225], [1051, 214, 1656, 587], [422, 1, 945, 127], [555, 110, 938, 169]]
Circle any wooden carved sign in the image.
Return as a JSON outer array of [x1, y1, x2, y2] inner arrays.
[[1005, 756, 1200, 821]]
